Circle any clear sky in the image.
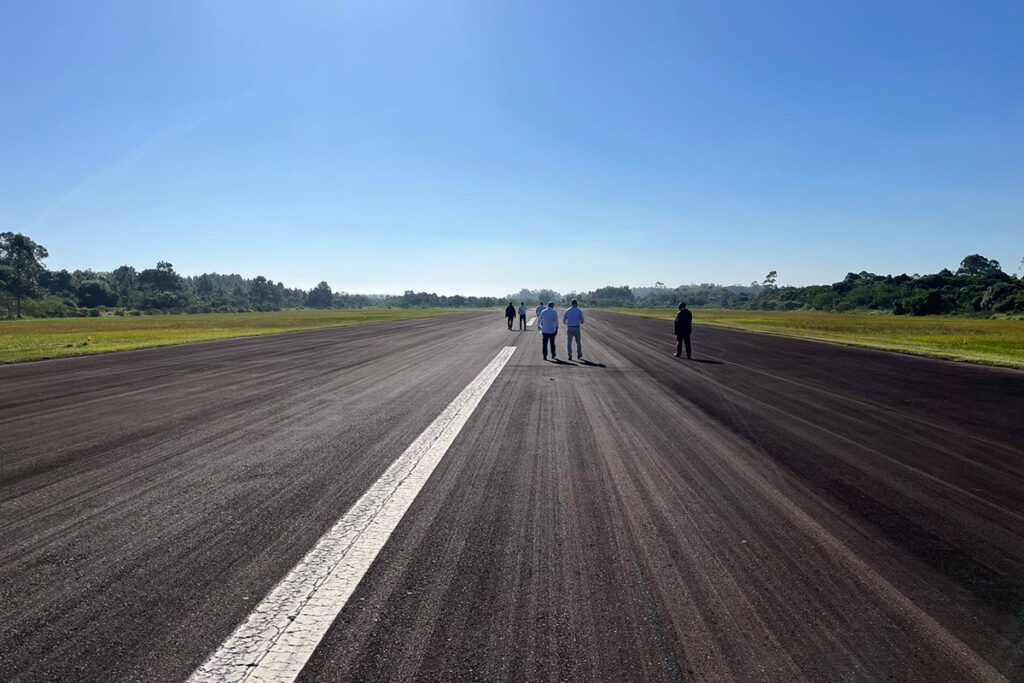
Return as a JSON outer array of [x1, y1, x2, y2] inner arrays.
[[2, 0, 1021, 295]]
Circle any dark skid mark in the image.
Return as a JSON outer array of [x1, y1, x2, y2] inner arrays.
[[633, 559, 686, 683]]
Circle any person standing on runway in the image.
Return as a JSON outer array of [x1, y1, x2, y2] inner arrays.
[[674, 301, 693, 359], [538, 301, 560, 360], [563, 299, 585, 360], [505, 302, 516, 330], [518, 302, 528, 330], [536, 301, 546, 333]]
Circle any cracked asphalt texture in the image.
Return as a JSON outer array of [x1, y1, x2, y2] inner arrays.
[[1, 310, 1022, 682]]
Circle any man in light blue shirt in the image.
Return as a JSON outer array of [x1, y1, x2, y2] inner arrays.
[[538, 301, 560, 360], [518, 302, 527, 330], [563, 299, 585, 360], [535, 301, 546, 334]]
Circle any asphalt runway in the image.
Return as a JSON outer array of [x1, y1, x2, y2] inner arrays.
[[1, 311, 1022, 682]]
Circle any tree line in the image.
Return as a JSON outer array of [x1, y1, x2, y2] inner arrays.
[[2, 231, 1021, 318], [510, 254, 1024, 315], [0, 232, 512, 318]]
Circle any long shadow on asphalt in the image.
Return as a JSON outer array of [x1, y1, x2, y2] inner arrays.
[[547, 359, 607, 368], [671, 356, 729, 366]]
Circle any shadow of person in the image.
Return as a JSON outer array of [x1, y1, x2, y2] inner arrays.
[[548, 358, 572, 365], [576, 359, 606, 368], [689, 358, 723, 365]]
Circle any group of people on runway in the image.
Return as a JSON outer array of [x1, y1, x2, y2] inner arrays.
[[503, 299, 694, 362]]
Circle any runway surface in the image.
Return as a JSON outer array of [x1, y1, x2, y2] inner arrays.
[[1, 310, 1022, 682]]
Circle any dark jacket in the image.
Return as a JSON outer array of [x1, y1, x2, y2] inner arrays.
[[505, 304, 516, 318], [674, 308, 692, 336]]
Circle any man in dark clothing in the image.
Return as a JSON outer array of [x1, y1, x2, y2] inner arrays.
[[505, 302, 516, 330], [674, 301, 692, 359]]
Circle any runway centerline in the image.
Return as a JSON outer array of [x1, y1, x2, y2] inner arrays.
[[188, 346, 517, 683]]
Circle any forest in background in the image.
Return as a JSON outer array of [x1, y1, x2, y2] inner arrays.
[[2, 232, 1022, 319]]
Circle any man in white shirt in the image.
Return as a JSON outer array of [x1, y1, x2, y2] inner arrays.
[[538, 301, 560, 360], [562, 299, 584, 360]]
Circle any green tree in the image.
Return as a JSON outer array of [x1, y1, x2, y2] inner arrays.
[[40, 269, 74, 296], [307, 281, 333, 308], [588, 285, 634, 306], [956, 254, 1004, 278], [136, 262, 192, 309], [110, 265, 138, 305], [194, 273, 215, 300], [249, 276, 279, 309], [77, 280, 117, 308], [138, 261, 185, 293], [0, 232, 49, 318]]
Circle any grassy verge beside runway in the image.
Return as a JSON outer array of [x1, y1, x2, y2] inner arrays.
[[606, 308, 1024, 369], [0, 308, 466, 363]]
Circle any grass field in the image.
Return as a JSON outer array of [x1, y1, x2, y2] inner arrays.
[[608, 308, 1024, 370], [0, 309, 464, 364]]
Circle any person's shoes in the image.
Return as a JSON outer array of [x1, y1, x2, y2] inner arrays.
[[568, 355, 572, 361], [577, 352, 583, 359], [674, 353, 681, 357], [687, 356, 692, 360]]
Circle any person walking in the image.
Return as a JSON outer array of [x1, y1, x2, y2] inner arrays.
[[563, 299, 585, 360], [518, 302, 528, 330], [505, 302, 516, 330], [536, 301, 546, 333], [538, 301, 560, 360], [674, 301, 693, 359]]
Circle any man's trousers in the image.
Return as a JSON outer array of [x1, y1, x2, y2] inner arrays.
[[542, 331, 558, 359], [567, 326, 582, 357], [676, 333, 691, 359]]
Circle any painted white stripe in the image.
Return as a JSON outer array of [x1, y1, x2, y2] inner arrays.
[[189, 346, 517, 683], [527, 316, 536, 328]]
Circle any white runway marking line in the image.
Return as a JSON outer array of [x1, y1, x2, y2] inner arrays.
[[527, 316, 536, 328], [189, 346, 517, 683]]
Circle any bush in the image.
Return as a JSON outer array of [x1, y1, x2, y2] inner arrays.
[[20, 295, 78, 318], [76, 280, 118, 308], [907, 290, 944, 316], [993, 291, 1024, 313], [86, 308, 101, 317], [128, 309, 142, 316]]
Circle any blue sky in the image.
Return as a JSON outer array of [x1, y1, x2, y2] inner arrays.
[[2, 0, 1021, 295]]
